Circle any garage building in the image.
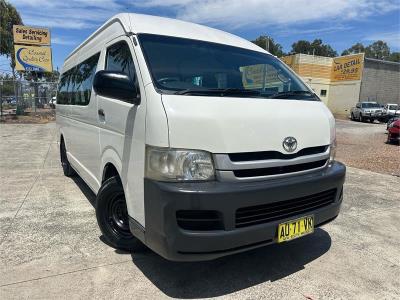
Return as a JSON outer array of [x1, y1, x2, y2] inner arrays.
[[281, 53, 400, 115]]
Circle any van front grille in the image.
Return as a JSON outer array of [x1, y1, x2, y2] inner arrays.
[[229, 145, 328, 162], [235, 189, 337, 228], [176, 210, 223, 231], [233, 159, 327, 178]]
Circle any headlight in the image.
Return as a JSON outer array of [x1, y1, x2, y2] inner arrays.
[[145, 146, 215, 181]]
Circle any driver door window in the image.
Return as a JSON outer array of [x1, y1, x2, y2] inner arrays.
[[106, 41, 138, 84]]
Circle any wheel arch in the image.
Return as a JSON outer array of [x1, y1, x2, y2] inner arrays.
[[100, 147, 123, 184]]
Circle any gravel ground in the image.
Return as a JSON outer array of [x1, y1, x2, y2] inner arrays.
[[336, 119, 400, 177]]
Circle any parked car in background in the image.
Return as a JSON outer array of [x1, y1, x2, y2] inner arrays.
[[49, 96, 57, 109], [350, 102, 383, 123], [387, 119, 400, 145], [382, 103, 400, 121], [387, 116, 399, 129]]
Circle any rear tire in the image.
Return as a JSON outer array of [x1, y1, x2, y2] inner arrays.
[[351, 113, 355, 121], [60, 139, 75, 177], [96, 176, 145, 252]]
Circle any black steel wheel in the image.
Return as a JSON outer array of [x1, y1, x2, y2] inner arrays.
[[107, 193, 132, 238], [96, 176, 145, 252]]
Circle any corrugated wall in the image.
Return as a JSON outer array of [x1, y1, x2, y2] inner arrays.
[[360, 59, 400, 105]]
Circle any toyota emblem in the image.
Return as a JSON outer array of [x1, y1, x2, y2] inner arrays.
[[282, 137, 297, 152]]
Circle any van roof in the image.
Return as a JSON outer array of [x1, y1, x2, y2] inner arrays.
[[66, 13, 268, 60]]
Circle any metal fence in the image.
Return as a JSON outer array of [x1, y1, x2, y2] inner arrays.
[[0, 79, 58, 115]]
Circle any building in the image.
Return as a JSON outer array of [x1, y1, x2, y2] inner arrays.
[[281, 53, 400, 115]]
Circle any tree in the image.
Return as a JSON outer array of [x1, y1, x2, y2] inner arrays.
[[365, 40, 390, 60], [1, 0, 23, 111], [251, 36, 284, 57], [388, 52, 400, 62], [291, 39, 337, 57], [0, 73, 14, 96], [341, 43, 365, 56], [0, 0, 23, 68]]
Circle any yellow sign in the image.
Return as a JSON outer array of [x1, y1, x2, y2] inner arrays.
[[13, 25, 51, 45], [14, 45, 53, 72], [331, 53, 364, 81]]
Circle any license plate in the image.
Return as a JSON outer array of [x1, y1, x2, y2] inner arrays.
[[277, 215, 314, 243]]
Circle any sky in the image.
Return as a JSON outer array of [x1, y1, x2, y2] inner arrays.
[[1, 0, 400, 73]]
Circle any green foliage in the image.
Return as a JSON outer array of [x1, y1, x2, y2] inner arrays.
[[341, 43, 365, 56], [0, 0, 23, 68], [24, 71, 60, 82], [341, 41, 398, 62], [291, 39, 337, 57], [388, 52, 400, 62], [0, 74, 15, 96], [251, 36, 284, 57], [365, 40, 390, 60]]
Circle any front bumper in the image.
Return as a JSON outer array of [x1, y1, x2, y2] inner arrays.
[[133, 161, 346, 261]]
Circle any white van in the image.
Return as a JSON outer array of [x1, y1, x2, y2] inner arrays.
[[57, 13, 346, 261]]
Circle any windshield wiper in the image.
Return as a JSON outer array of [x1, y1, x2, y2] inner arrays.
[[267, 90, 318, 99], [174, 88, 261, 96]]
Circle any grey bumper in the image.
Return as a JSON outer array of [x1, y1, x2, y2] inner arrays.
[[131, 162, 346, 261]]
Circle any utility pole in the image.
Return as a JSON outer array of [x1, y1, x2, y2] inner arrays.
[[265, 36, 270, 52]]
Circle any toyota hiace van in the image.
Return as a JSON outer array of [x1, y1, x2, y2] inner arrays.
[[57, 13, 346, 261]]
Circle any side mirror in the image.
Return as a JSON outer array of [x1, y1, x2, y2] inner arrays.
[[93, 70, 140, 105]]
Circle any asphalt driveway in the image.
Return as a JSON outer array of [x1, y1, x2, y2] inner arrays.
[[0, 122, 399, 299]]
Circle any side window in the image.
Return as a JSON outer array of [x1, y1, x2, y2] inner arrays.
[[57, 53, 99, 106], [68, 67, 77, 105], [106, 41, 137, 83], [75, 53, 100, 106], [57, 72, 69, 105]]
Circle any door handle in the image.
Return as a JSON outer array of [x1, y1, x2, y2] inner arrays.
[[98, 109, 105, 117]]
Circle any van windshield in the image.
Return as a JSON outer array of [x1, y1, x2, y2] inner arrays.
[[138, 34, 318, 100]]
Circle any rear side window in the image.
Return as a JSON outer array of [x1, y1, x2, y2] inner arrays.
[[106, 41, 137, 82], [57, 52, 100, 106], [74, 54, 100, 105], [57, 72, 70, 105]]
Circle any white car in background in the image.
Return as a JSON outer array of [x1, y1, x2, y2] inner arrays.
[[384, 103, 399, 117], [49, 96, 57, 109]]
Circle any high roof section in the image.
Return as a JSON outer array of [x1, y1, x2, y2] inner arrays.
[[67, 13, 267, 60]]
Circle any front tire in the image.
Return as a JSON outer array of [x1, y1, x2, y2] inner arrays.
[[96, 176, 144, 252], [358, 114, 364, 122]]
